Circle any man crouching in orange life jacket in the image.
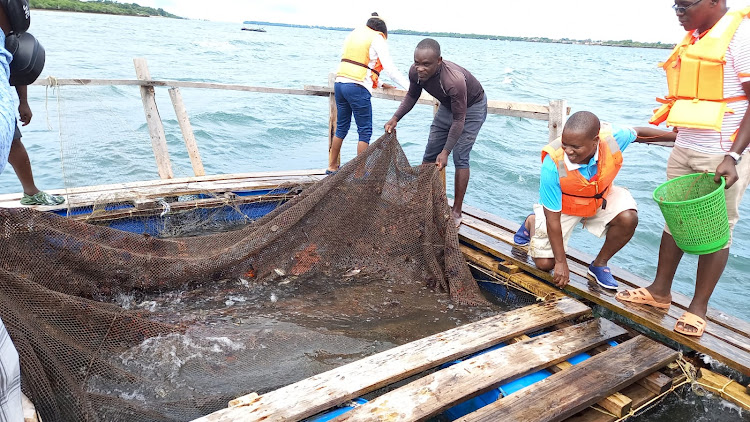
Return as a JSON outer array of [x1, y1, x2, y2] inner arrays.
[[513, 111, 676, 291], [618, 0, 750, 338]]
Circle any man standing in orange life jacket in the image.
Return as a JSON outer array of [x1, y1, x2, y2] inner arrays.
[[327, 13, 409, 175], [385, 38, 487, 228], [513, 112, 675, 290], [617, 0, 750, 338]]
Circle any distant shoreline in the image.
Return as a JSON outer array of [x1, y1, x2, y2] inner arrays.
[[244, 21, 674, 50], [30, 0, 182, 19]]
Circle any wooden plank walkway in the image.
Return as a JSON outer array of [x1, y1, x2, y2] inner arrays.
[[457, 204, 750, 377], [456, 336, 677, 422], [332, 319, 627, 422], [0, 169, 325, 210], [193, 296, 591, 422]]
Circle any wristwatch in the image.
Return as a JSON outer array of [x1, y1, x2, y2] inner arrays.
[[726, 151, 742, 164]]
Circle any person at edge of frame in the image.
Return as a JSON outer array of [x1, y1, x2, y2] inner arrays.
[[617, 0, 750, 338]]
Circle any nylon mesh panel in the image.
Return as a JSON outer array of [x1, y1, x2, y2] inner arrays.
[[0, 133, 490, 421]]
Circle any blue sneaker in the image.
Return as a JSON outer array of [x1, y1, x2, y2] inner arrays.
[[513, 214, 532, 246], [588, 264, 618, 290]]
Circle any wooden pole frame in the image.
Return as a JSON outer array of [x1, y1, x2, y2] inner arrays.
[[133, 58, 173, 179], [168, 87, 206, 177]]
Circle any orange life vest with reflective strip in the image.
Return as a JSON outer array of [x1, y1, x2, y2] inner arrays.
[[541, 126, 623, 218], [337, 27, 385, 89], [650, 7, 750, 133]]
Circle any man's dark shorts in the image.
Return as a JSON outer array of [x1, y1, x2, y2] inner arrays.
[[13, 122, 21, 140], [423, 93, 487, 169]]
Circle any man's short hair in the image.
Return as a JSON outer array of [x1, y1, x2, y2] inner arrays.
[[563, 111, 600, 139], [416, 38, 441, 57]]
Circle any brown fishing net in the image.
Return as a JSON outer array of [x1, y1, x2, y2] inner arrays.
[[0, 132, 490, 421]]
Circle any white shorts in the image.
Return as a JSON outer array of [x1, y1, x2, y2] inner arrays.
[[529, 185, 637, 259]]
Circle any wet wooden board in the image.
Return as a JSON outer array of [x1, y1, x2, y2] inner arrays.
[[458, 222, 750, 377], [697, 368, 750, 409], [456, 335, 678, 422], [333, 319, 626, 422], [0, 170, 324, 210], [460, 204, 750, 338], [464, 244, 676, 417], [192, 296, 590, 422]]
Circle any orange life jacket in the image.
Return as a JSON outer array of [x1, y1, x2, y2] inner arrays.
[[541, 126, 623, 218], [336, 27, 385, 89], [650, 7, 750, 133]]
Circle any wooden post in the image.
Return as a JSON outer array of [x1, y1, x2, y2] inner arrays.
[[134, 58, 173, 179], [168, 87, 206, 177], [327, 73, 340, 169], [548, 99, 567, 143]]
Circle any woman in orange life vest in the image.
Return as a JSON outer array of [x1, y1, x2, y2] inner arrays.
[[617, 0, 750, 338], [327, 13, 409, 175], [513, 111, 675, 290]]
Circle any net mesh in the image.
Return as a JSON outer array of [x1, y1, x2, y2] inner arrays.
[[0, 132, 491, 421]]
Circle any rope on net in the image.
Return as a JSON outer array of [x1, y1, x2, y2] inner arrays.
[[589, 353, 748, 421]]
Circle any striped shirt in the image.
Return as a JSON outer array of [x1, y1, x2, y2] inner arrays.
[[675, 18, 750, 155], [0, 31, 15, 175], [0, 317, 22, 422]]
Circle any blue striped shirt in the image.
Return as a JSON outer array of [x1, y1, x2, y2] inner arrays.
[[0, 31, 15, 175]]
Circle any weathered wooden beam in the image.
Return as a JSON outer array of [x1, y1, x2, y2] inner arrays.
[[458, 224, 750, 377], [33, 77, 329, 97], [333, 319, 626, 422], [547, 99, 567, 142], [459, 203, 750, 338], [168, 87, 205, 176], [460, 244, 562, 301], [456, 336, 677, 422], [133, 58, 173, 179], [0, 170, 323, 210], [193, 297, 590, 422], [697, 368, 750, 410], [459, 206, 750, 359]]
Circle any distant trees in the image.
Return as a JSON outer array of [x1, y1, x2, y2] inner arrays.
[[30, 0, 182, 18]]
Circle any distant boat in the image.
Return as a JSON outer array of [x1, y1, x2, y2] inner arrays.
[[241, 27, 266, 32]]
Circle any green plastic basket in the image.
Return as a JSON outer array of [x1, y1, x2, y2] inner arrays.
[[653, 172, 729, 255]]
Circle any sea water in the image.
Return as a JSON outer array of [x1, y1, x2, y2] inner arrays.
[[1, 11, 749, 420]]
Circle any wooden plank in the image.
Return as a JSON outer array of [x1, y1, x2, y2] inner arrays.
[[505, 332, 631, 418], [34, 78, 331, 97], [0, 169, 324, 202], [332, 319, 626, 422], [458, 203, 750, 339], [31, 79, 558, 121], [547, 99, 567, 142], [133, 58, 173, 179], [639, 371, 673, 395], [456, 336, 677, 422], [0, 171, 324, 210], [192, 297, 591, 422], [458, 225, 750, 377], [461, 245, 562, 301], [464, 216, 750, 358], [168, 87, 206, 176], [307, 84, 446, 108], [697, 368, 750, 410]]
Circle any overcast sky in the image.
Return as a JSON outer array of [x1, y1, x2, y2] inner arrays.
[[132, 0, 748, 43]]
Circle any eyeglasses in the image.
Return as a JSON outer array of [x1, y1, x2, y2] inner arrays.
[[672, 0, 703, 14]]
